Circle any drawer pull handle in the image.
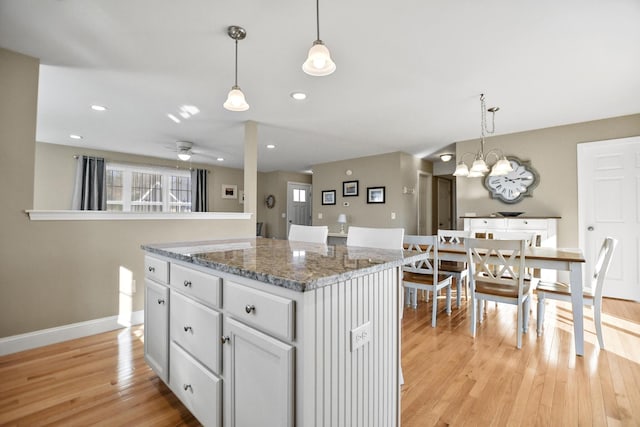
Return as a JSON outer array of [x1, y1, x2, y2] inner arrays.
[[221, 335, 230, 344], [524, 221, 528, 224], [245, 304, 256, 314], [183, 280, 192, 287], [148, 266, 155, 272], [157, 298, 165, 305], [184, 326, 192, 332], [183, 384, 192, 392]]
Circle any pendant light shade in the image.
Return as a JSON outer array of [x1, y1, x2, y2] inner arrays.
[[302, 0, 335, 76], [224, 85, 249, 112], [224, 26, 249, 112], [303, 40, 336, 76]]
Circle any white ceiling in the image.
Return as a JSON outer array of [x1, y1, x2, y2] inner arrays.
[[1, 0, 639, 172]]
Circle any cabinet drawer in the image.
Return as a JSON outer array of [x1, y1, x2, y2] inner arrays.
[[170, 263, 221, 308], [170, 342, 221, 427], [468, 218, 506, 230], [145, 255, 168, 283], [224, 281, 295, 341], [170, 290, 221, 374], [506, 218, 548, 230]]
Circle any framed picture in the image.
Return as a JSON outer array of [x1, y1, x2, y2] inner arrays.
[[343, 180, 359, 197], [221, 184, 237, 199], [367, 186, 385, 204], [322, 190, 336, 205]]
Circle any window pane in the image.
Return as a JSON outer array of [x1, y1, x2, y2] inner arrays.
[[299, 189, 306, 202], [106, 170, 123, 203], [169, 174, 192, 212], [293, 189, 300, 202], [131, 172, 162, 203]]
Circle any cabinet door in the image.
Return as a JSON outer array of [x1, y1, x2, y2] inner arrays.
[[144, 279, 169, 383], [225, 318, 294, 427]]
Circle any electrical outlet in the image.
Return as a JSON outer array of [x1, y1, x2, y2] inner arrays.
[[391, 212, 396, 220], [318, 213, 323, 219], [350, 322, 371, 352]]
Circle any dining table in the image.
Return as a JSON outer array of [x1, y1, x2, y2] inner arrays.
[[438, 243, 587, 356]]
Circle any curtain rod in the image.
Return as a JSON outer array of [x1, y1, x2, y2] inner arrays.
[[72, 155, 211, 173]]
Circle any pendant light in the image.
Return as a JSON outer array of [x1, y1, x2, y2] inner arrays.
[[223, 26, 250, 112], [302, 0, 336, 76], [453, 93, 513, 178]]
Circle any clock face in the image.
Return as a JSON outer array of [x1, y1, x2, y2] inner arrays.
[[484, 157, 539, 204]]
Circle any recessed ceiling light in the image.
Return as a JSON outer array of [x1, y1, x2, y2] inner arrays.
[[290, 92, 307, 100], [70, 134, 83, 140], [91, 105, 107, 111], [217, 157, 224, 162], [167, 113, 181, 123], [266, 144, 276, 149]]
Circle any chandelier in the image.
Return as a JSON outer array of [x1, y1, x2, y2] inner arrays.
[[453, 94, 512, 178]]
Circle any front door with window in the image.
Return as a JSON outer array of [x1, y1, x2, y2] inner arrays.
[[286, 182, 312, 237]]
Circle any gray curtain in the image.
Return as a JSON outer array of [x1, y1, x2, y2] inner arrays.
[[71, 156, 107, 210], [191, 168, 208, 212]]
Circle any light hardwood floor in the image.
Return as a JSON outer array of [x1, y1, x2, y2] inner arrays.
[[1, 296, 639, 426]]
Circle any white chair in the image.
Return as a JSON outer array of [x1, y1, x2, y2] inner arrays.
[[437, 229, 471, 307], [403, 235, 453, 327], [466, 237, 531, 349], [346, 226, 405, 250], [536, 237, 618, 349], [288, 224, 328, 243]]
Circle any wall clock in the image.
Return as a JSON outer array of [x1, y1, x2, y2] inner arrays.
[[265, 194, 276, 209], [484, 156, 539, 204]]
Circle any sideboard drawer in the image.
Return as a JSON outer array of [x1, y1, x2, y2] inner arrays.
[[506, 218, 548, 230], [145, 255, 168, 283], [170, 342, 221, 427], [468, 218, 506, 230], [224, 281, 295, 341], [170, 290, 221, 374], [170, 263, 221, 308]]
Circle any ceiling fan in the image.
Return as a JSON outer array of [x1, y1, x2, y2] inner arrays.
[[165, 141, 222, 163]]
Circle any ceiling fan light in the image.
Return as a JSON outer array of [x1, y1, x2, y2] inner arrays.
[[223, 86, 249, 111], [178, 151, 191, 161], [453, 162, 469, 177], [302, 41, 336, 76]]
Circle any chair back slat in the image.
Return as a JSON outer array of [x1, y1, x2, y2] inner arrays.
[[403, 235, 437, 275], [466, 238, 527, 290], [592, 237, 618, 299], [437, 229, 471, 245], [288, 224, 328, 243], [346, 226, 404, 250]]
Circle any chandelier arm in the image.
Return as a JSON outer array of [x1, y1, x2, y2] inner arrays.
[[484, 149, 505, 164], [458, 152, 477, 164]]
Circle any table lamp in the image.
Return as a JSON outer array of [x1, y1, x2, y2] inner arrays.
[[337, 213, 347, 234]]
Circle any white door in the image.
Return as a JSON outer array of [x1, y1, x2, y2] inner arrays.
[[286, 182, 312, 236], [578, 136, 640, 301]]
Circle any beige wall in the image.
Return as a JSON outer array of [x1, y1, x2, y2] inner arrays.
[[311, 152, 432, 234], [256, 171, 312, 239], [34, 142, 245, 212], [455, 113, 640, 247], [0, 48, 253, 338]]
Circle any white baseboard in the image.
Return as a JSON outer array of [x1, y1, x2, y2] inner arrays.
[[0, 310, 144, 356]]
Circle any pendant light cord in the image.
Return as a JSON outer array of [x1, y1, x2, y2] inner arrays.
[[234, 39, 239, 86], [316, 0, 320, 41]]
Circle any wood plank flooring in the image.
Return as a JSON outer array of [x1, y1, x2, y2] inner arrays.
[[1, 295, 639, 426]]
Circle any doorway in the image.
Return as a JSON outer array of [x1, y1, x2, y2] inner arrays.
[[578, 136, 639, 301], [435, 177, 454, 231], [417, 172, 432, 235], [286, 182, 312, 237]]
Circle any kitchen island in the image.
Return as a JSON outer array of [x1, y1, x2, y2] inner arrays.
[[142, 238, 423, 427]]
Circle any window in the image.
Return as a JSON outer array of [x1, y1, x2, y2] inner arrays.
[[106, 163, 191, 212], [293, 188, 306, 203]]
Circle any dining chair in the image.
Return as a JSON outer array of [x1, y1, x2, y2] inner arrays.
[[403, 235, 453, 327], [466, 237, 531, 349], [288, 224, 329, 244], [483, 231, 539, 282], [536, 236, 618, 349], [437, 229, 471, 307], [346, 226, 405, 250]]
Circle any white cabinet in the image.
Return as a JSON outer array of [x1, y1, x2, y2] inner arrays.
[[224, 317, 294, 427], [464, 217, 558, 248], [144, 255, 170, 384]]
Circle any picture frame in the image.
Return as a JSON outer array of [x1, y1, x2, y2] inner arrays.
[[221, 184, 237, 199], [342, 180, 359, 197], [322, 190, 336, 205], [367, 186, 385, 204]]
